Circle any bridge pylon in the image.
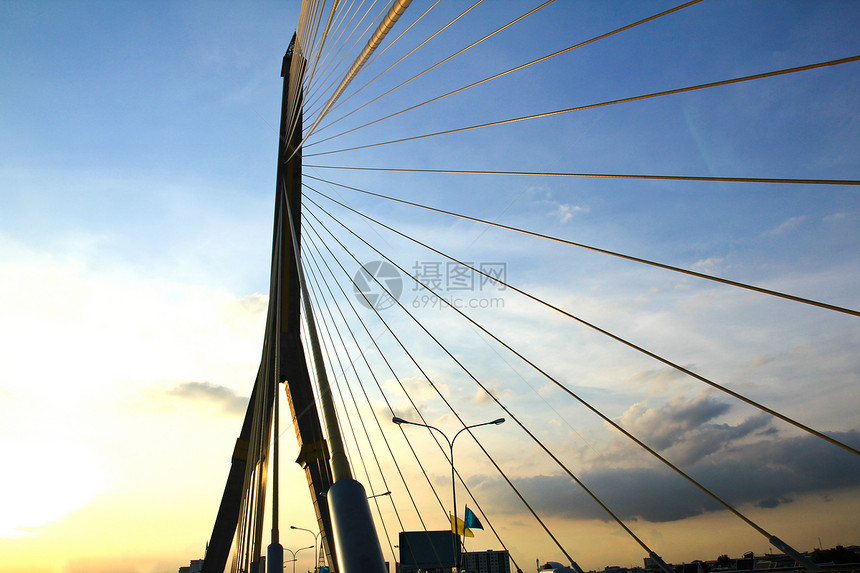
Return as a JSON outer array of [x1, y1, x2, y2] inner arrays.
[[202, 36, 340, 573]]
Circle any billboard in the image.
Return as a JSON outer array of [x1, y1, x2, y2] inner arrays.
[[398, 530, 456, 569]]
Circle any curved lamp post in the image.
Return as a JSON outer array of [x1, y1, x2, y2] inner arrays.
[[283, 545, 314, 573], [290, 525, 322, 571], [392, 416, 504, 572]]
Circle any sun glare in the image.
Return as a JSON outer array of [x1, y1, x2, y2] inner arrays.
[[0, 440, 107, 538]]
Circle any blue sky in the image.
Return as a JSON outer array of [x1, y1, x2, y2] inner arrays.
[[1, 2, 859, 572], [1, 1, 294, 292]]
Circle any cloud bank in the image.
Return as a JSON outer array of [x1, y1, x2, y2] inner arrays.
[[468, 393, 860, 523], [164, 381, 248, 416]]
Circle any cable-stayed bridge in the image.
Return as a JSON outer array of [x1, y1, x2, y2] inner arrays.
[[198, 2, 860, 572]]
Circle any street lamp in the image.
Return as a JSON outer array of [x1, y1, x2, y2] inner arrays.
[[290, 525, 322, 571], [283, 545, 314, 573], [392, 416, 505, 572]]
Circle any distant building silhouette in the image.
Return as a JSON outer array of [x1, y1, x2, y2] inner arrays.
[[177, 559, 203, 573], [462, 549, 512, 573], [546, 544, 860, 573]]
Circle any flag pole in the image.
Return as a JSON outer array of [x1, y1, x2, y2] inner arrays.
[[462, 508, 468, 556]]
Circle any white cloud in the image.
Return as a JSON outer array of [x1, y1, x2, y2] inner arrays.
[[823, 212, 849, 223], [690, 257, 724, 273], [554, 203, 589, 224], [524, 184, 551, 197], [629, 366, 691, 395], [764, 216, 806, 236]]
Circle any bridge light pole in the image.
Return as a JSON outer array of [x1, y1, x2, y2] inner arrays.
[[392, 416, 505, 572], [283, 545, 313, 573], [290, 526, 322, 571]]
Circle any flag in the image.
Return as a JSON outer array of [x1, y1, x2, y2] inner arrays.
[[463, 506, 483, 531], [450, 513, 475, 537]]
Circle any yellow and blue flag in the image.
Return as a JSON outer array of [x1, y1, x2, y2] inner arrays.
[[450, 513, 475, 537]]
